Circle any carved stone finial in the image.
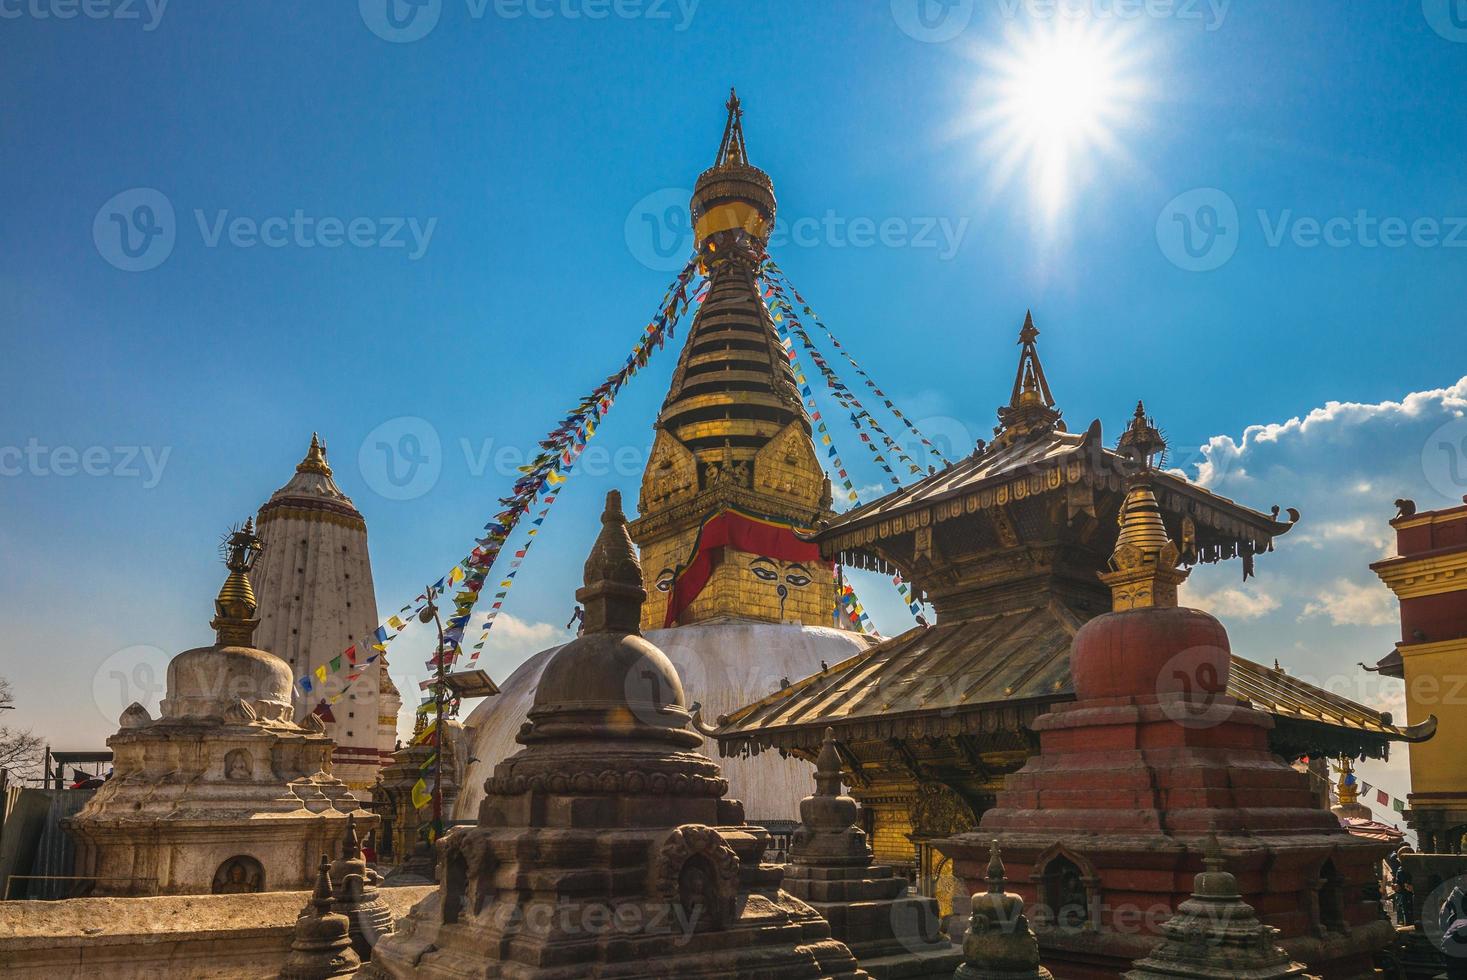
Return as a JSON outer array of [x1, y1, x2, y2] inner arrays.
[[279, 856, 359, 979], [119, 702, 152, 729], [958, 836, 1053, 980], [301, 711, 327, 735], [788, 727, 870, 868], [986, 839, 1007, 895], [577, 490, 645, 635]]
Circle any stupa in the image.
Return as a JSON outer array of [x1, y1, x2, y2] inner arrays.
[[66, 521, 375, 896], [281, 856, 361, 980], [360, 491, 868, 978], [252, 434, 402, 796], [330, 813, 394, 958], [783, 727, 963, 979], [955, 842, 1053, 980], [936, 433, 1395, 979], [458, 91, 874, 829], [1124, 835, 1314, 980]]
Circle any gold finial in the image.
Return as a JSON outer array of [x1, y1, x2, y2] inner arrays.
[[213, 518, 264, 645], [1337, 757, 1359, 806], [715, 86, 749, 168], [1116, 401, 1166, 469], [994, 311, 1062, 446], [1099, 477, 1189, 611], [296, 432, 333, 477]]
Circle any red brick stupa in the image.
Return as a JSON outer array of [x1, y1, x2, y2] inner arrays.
[[936, 411, 1393, 980]]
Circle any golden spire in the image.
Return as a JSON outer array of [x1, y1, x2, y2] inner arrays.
[[1099, 402, 1189, 610], [1337, 757, 1359, 806], [994, 311, 1062, 446], [714, 86, 750, 168], [296, 432, 333, 477], [213, 518, 264, 645]]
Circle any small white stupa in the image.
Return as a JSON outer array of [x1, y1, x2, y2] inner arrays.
[[66, 521, 376, 896]]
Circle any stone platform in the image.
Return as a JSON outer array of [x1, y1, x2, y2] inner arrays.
[[0, 885, 432, 979]]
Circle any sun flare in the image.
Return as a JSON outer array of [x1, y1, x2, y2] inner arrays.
[[974, 18, 1148, 228]]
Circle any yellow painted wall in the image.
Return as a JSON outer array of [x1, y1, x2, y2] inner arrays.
[[1401, 637, 1467, 801]]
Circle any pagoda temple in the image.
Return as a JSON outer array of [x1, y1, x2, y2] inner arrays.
[[251, 434, 402, 797], [458, 91, 873, 827], [715, 318, 1433, 891]]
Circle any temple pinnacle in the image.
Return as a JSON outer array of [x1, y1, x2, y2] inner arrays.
[[297, 431, 333, 476], [576, 490, 645, 635], [995, 311, 1062, 446], [1100, 474, 1190, 611], [212, 518, 264, 646]]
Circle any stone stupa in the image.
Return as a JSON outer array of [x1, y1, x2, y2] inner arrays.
[[360, 490, 868, 978], [956, 842, 1053, 980], [66, 520, 376, 895], [783, 727, 963, 979], [1125, 836, 1314, 980]]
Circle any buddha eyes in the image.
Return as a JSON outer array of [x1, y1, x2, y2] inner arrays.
[[748, 559, 812, 588], [655, 568, 675, 592]]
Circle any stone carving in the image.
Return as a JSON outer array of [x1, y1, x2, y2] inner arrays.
[[212, 855, 264, 894], [223, 696, 258, 725], [119, 702, 152, 729], [302, 711, 327, 734], [911, 779, 978, 838], [224, 748, 253, 780], [654, 824, 741, 930], [279, 855, 360, 980], [956, 841, 1053, 980]]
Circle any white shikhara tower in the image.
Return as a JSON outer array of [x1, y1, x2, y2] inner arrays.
[[251, 435, 402, 796]]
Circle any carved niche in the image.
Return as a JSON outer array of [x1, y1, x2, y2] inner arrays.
[[654, 824, 741, 931]]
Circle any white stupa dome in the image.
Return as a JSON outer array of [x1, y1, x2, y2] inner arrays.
[[456, 619, 875, 823]]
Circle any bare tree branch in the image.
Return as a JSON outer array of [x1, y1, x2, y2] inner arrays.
[[0, 676, 43, 779]]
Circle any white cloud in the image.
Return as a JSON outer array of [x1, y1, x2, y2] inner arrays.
[[1179, 376, 1467, 722], [1180, 582, 1279, 620], [1300, 578, 1399, 628], [476, 613, 567, 650]]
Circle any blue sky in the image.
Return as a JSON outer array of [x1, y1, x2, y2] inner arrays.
[[3, 1, 1466, 815]]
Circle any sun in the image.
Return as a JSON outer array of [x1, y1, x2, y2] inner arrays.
[[972, 18, 1149, 229]]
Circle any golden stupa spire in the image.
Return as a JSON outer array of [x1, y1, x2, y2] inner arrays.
[[1336, 757, 1359, 806], [714, 86, 750, 168], [1099, 402, 1190, 611], [212, 518, 264, 645], [994, 311, 1063, 446], [296, 432, 333, 477]]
